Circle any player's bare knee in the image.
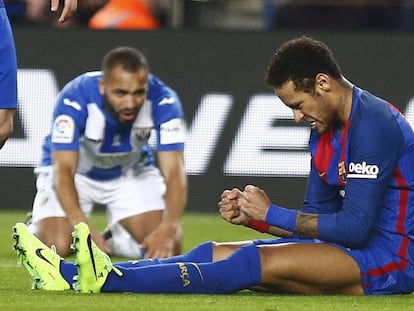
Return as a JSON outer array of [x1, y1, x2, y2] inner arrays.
[[53, 240, 73, 257]]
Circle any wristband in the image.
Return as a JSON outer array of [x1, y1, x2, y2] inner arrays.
[[265, 203, 297, 232], [246, 219, 270, 233]]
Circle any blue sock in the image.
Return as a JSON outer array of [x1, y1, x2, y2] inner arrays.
[[58, 242, 213, 289], [59, 260, 77, 288], [115, 241, 213, 268], [103, 244, 261, 294]]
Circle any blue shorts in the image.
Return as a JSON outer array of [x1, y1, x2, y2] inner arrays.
[[253, 236, 414, 295], [0, 8, 18, 109]]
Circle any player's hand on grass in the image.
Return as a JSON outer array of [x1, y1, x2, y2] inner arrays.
[[218, 188, 249, 225], [141, 222, 182, 259], [240, 185, 271, 222], [90, 227, 112, 254]]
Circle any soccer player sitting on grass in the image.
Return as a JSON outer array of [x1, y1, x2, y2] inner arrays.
[[13, 36, 414, 295]]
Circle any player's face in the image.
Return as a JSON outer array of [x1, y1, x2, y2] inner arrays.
[[275, 80, 336, 134], [99, 65, 148, 123]]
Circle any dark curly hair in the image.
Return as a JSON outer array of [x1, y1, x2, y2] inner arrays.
[[264, 36, 342, 93]]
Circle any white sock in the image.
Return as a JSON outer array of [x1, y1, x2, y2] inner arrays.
[[106, 222, 144, 259]]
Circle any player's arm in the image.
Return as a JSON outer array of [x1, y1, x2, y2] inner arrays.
[[240, 174, 387, 248], [143, 80, 187, 257], [0, 109, 14, 149], [157, 150, 187, 226], [289, 160, 342, 238], [141, 150, 187, 258], [238, 185, 319, 237], [52, 150, 86, 226]]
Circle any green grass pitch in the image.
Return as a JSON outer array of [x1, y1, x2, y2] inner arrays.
[[0, 209, 413, 310]]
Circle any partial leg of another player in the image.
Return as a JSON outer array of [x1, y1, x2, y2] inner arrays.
[[106, 211, 165, 258], [35, 217, 74, 256]]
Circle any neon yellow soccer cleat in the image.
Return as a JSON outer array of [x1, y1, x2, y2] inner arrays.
[[12, 222, 70, 291], [71, 222, 122, 293]]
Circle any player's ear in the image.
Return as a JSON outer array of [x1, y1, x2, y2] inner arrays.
[[315, 73, 330, 92], [98, 78, 105, 95]]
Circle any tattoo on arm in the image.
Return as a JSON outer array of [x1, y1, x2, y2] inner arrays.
[[295, 213, 319, 238]]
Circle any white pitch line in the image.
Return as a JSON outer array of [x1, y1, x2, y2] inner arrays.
[[0, 263, 21, 268]]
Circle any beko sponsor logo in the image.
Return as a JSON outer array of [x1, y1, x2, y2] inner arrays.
[[347, 162, 380, 179]]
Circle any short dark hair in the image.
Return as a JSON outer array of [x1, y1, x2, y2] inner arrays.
[[264, 36, 342, 92], [102, 47, 149, 77]]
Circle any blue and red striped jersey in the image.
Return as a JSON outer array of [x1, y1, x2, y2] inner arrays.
[[302, 86, 414, 255]]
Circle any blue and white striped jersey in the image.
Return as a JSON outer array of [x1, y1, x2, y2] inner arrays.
[[38, 71, 185, 180]]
